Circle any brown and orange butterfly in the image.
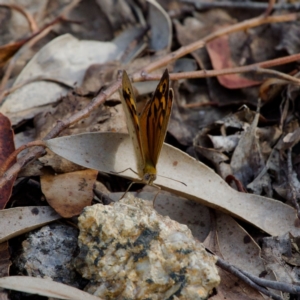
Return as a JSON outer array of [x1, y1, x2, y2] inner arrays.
[[119, 69, 173, 186]]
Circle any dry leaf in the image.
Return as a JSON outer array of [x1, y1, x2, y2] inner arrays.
[[0, 113, 16, 209], [215, 212, 266, 276], [0, 206, 61, 243], [147, 0, 172, 51], [204, 227, 265, 300], [206, 36, 260, 89], [0, 33, 136, 125], [45, 132, 298, 236], [0, 276, 101, 300], [41, 169, 98, 218]]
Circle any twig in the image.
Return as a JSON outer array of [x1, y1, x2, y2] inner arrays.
[[0, 4, 38, 32], [238, 267, 300, 294], [0, 76, 74, 99], [136, 61, 300, 86], [0, 140, 46, 176], [216, 257, 283, 300], [181, 0, 300, 11], [133, 13, 297, 78]]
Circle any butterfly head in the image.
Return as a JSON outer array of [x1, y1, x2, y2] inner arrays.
[[143, 173, 157, 185], [143, 163, 157, 185]]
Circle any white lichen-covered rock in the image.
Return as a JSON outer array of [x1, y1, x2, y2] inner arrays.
[[74, 194, 220, 299]]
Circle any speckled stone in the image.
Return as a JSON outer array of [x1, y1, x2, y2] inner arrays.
[[14, 223, 81, 288], [74, 194, 220, 299]]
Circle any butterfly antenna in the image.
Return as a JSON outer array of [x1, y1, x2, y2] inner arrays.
[[157, 175, 187, 186]]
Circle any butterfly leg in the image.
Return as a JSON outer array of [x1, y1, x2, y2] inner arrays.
[[111, 167, 139, 176], [152, 184, 161, 208], [120, 181, 136, 200]]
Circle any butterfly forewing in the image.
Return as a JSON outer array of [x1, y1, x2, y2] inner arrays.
[[140, 69, 173, 169], [119, 71, 144, 175]]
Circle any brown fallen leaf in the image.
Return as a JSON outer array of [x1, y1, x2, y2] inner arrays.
[[0, 41, 25, 68], [206, 35, 261, 89], [41, 169, 98, 218], [0, 113, 16, 209]]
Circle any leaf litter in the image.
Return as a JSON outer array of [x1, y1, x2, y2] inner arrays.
[[1, 0, 300, 299]]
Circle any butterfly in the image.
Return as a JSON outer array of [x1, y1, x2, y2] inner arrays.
[[119, 69, 173, 186]]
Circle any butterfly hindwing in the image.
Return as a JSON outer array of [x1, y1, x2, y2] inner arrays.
[[140, 69, 173, 169]]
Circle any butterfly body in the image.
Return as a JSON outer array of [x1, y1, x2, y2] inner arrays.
[[120, 69, 173, 185]]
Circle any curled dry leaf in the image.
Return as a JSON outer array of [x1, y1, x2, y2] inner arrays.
[[41, 169, 98, 218], [206, 35, 261, 89], [0, 206, 61, 243], [147, 0, 172, 51], [45, 132, 298, 237], [0, 113, 16, 209], [0, 276, 101, 300]]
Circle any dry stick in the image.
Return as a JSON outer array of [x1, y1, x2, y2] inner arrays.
[[181, 0, 300, 11], [0, 3, 38, 32], [0, 13, 297, 188], [8, 54, 300, 101], [0, 140, 46, 176], [133, 13, 297, 80], [2, 76, 75, 98], [216, 258, 283, 300], [137, 57, 300, 85], [237, 266, 300, 295]]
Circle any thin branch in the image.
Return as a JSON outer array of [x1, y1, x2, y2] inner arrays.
[[133, 13, 297, 78], [136, 63, 300, 86], [216, 257, 283, 300], [0, 141, 46, 176], [238, 267, 300, 294], [0, 4, 38, 32], [181, 0, 300, 11]]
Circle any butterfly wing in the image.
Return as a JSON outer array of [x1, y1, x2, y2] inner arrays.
[[139, 69, 173, 179], [119, 71, 144, 176]]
